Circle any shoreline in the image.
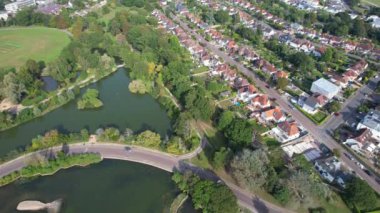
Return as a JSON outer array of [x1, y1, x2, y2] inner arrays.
[[0, 66, 120, 132]]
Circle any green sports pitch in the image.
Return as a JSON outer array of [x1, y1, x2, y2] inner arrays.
[[0, 27, 71, 69]]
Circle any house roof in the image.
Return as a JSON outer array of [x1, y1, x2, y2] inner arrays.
[[312, 78, 340, 94], [263, 106, 284, 120], [276, 71, 288, 79], [352, 128, 372, 144], [251, 94, 269, 106], [278, 121, 300, 136]]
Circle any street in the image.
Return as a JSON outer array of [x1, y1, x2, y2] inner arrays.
[[171, 14, 380, 194], [0, 142, 292, 213]]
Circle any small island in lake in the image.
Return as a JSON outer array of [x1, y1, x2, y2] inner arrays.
[[77, 89, 103, 110]]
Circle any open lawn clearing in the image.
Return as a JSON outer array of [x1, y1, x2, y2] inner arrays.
[[0, 27, 70, 69], [361, 0, 380, 7]]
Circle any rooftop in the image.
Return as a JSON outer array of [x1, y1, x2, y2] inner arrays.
[[312, 78, 340, 93]]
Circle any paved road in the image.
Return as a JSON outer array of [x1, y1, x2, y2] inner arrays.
[[171, 15, 380, 194], [323, 77, 380, 132], [0, 142, 291, 213]]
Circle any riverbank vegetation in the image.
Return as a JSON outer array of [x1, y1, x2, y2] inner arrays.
[[77, 89, 103, 109], [172, 171, 239, 213], [0, 5, 120, 131], [0, 152, 101, 187]]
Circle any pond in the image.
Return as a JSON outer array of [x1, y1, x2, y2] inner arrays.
[[0, 68, 196, 212], [0, 160, 194, 213], [0, 68, 171, 156]]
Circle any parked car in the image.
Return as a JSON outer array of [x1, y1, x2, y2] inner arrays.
[[344, 152, 353, 160]]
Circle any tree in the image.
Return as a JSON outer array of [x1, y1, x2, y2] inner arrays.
[[0, 72, 26, 104], [213, 147, 232, 169], [321, 48, 334, 63], [286, 171, 331, 204], [327, 100, 341, 113], [128, 80, 147, 94], [172, 171, 238, 213], [214, 10, 230, 24], [134, 130, 161, 148], [332, 148, 341, 157], [217, 110, 235, 130], [276, 77, 288, 90], [344, 177, 377, 210], [224, 119, 253, 149], [230, 149, 270, 190], [351, 19, 367, 37]]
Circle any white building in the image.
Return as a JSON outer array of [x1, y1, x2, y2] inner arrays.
[[357, 110, 380, 141], [367, 16, 380, 29], [310, 78, 340, 99], [0, 11, 8, 21], [5, 0, 36, 13]]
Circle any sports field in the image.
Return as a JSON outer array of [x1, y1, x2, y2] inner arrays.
[[362, 0, 380, 7], [0, 27, 71, 69]]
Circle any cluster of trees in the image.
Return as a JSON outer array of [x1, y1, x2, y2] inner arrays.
[[29, 129, 90, 152], [0, 152, 102, 187], [1, 7, 71, 29], [172, 171, 239, 213], [108, 9, 215, 151], [343, 177, 378, 211], [0, 59, 44, 104], [231, 149, 332, 207], [77, 89, 103, 109]]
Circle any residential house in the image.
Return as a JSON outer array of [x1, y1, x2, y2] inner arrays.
[[302, 93, 328, 114], [272, 121, 300, 143], [249, 94, 271, 109], [311, 78, 341, 99], [261, 106, 286, 123], [314, 157, 342, 184], [344, 128, 378, 154], [357, 110, 380, 141], [237, 84, 258, 102]]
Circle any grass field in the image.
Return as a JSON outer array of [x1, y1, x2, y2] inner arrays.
[[361, 0, 380, 7], [0, 27, 71, 69]]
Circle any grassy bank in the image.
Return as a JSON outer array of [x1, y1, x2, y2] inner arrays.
[[0, 153, 102, 187], [170, 193, 188, 213]]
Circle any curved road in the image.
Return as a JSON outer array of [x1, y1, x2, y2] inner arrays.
[[0, 142, 291, 213]]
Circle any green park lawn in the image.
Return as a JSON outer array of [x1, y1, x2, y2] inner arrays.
[[361, 0, 380, 7], [0, 27, 71, 69]]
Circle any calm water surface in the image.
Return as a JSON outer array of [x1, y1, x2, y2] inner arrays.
[[0, 68, 171, 156], [0, 68, 196, 212]]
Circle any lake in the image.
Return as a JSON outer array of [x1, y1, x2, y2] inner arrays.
[[0, 68, 195, 212], [0, 68, 171, 156], [0, 160, 193, 213]]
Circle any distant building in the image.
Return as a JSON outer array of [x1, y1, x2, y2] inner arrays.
[[0, 11, 8, 21], [357, 110, 380, 141], [302, 93, 328, 114], [271, 121, 300, 143], [344, 128, 377, 154], [367, 15, 380, 29], [311, 78, 340, 99], [5, 0, 36, 13]]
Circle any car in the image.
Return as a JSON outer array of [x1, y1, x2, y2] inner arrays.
[[334, 112, 340, 116], [363, 169, 372, 176], [265, 84, 270, 89], [376, 178, 380, 185], [288, 104, 295, 110], [344, 152, 353, 160]]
